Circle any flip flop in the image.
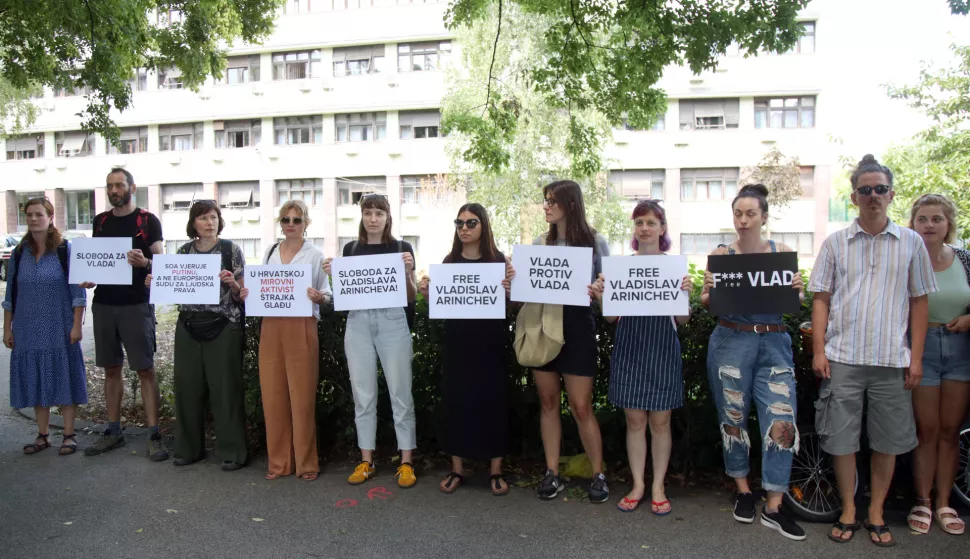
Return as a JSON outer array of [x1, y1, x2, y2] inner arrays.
[[616, 496, 642, 513], [490, 474, 509, 496], [439, 472, 463, 494], [935, 507, 966, 535], [864, 521, 897, 547], [300, 472, 318, 481], [907, 504, 932, 534], [651, 500, 672, 517], [827, 520, 860, 543]]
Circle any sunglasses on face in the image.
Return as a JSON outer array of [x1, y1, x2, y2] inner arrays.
[[454, 219, 480, 230], [855, 185, 891, 196], [542, 198, 558, 208], [280, 217, 304, 225]]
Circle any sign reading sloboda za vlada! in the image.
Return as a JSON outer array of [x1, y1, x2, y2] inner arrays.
[[68, 237, 133, 285]]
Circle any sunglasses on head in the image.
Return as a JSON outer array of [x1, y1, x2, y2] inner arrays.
[[454, 218, 480, 230], [193, 199, 217, 205], [855, 185, 891, 196], [280, 216, 304, 225]]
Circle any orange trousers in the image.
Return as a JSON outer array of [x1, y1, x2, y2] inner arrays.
[[258, 317, 320, 477]]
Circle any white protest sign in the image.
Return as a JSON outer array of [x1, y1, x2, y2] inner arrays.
[[331, 253, 407, 312], [245, 264, 312, 317], [68, 237, 133, 285], [602, 255, 689, 316], [149, 254, 221, 305], [429, 263, 506, 319], [510, 244, 593, 307]]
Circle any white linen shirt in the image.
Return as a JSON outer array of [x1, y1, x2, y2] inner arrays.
[[261, 240, 331, 320]]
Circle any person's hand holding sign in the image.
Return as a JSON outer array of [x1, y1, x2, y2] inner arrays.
[[144, 274, 152, 288], [127, 249, 149, 269], [78, 282, 96, 289], [501, 258, 516, 296], [418, 275, 430, 298], [323, 257, 333, 277], [219, 270, 243, 299], [238, 287, 249, 301], [681, 274, 694, 294], [402, 252, 414, 274], [588, 273, 605, 301], [703, 270, 715, 292], [307, 287, 329, 304], [792, 271, 805, 302]]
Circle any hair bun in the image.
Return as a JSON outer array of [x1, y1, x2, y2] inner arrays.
[[859, 154, 879, 166], [739, 183, 769, 198]]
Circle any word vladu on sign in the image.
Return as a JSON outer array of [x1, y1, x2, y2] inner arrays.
[[510, 245, 594, 306], [150, 255, 221, 305], [68, 237, 134, 285], [602, 255, 689, 317], [429, 263, 506, 319], [708, 251, 800, 316], [246, 264, 312, 317], [331, 253, 407, 312]]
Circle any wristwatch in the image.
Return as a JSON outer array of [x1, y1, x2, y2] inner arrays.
[[145, 259, 152, 273]]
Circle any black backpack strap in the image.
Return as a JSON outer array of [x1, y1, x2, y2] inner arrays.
[[219, 239, 233, 272], [266, 242, 280, 263], [9, 244, 23, 314], [56, 240, 69, 276], [349, 241, 358, 256]]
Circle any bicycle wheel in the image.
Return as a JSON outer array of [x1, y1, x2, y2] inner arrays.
[[953, 421, 970, 509], [784, 430, 858, 523]]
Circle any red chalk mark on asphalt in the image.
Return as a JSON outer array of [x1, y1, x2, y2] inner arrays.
[[367, 487, 393, 501], [335, 499, 358, 509]]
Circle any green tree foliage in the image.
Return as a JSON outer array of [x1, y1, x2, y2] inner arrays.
[[885, 43, 970, 244], [0, 73, 39, 137], [741, 147, 803, 218], [0, 0, 284, 143]]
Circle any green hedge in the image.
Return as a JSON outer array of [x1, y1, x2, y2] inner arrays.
[[241, 265, 815, 474]]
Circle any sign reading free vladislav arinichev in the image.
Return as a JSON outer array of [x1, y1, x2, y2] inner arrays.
[[331, 253, 407, 312], [510, 245, 593, 307], [708, 252, 800, 315], [149, 255, 221, 305], [429, 263, 506, 319], [601, 255, 689, 316], [245, 264, 313, 317], [68, 237, 133, 285]]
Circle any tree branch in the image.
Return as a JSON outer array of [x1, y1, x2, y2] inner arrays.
[[482, 0, 503, 118]]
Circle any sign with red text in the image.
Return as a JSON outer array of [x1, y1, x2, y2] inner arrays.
[[149, 254, 220, 305], [331, 253, 407, 311], [245, 264, 312, 317], [429, 263, 506, 319], [68, 237, 133, 285], [510, 244, 593, 307], [601, 255, 689, 316]]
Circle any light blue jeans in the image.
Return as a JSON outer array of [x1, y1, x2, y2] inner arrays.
[[706, 325, 799, 493], [345, 307, 416, 451]]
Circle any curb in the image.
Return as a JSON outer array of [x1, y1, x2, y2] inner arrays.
[[14, 407, 146, 436]]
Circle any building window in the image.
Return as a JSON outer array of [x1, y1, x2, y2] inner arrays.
[[54, 85, 93, 97], [679, 99, 740, 130], [403, 236, 420, 255], [157, 9, 184, 26], [680, 168, 740, 201], [161, 184, 204, 212], [338, 236, 356, 253], [773, 232, 814, 255], [108, 127, 148, 155], [337, 177, 387, 206], [609, 170, 665, 200], [273, 116, 322, 145], [219, 55, 260, 85], [272, 50, 323, 80], [800, 166, 815, 198], [216, 119, 262, 148], [218, 181, 259, 209], [333, 45, 386, 76], [126, 69, 149, 92], [622, 113, 665, 132], [829, 198, 853, 223], [335, 112, 387, 143], [232, 238, 263, 260], [401, 176, 421, 204], [792, 21, 816, 54], [158, 68, 184, 90], [17, 192, 45, 229], [55, 131, 95, 157], [399, 110, 440, 139], [398, 41, 451, 72], [276, 179, 324, 207], [680, 233, 737, 256], [159, 123, 204, 151], [755, 96, 816, 129], [65, 190, 96, 230], [5, 134, 44, 160], [136, 187, 149, 210]]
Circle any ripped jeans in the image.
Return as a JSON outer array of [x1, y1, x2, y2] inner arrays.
[[707, 325, 798, 493]]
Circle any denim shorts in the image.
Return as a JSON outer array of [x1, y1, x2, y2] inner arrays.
[[920, 326, 970, 386]]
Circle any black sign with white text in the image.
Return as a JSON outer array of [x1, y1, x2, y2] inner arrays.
[[708, 252, 800, 316]]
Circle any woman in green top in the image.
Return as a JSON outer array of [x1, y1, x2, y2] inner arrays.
[[907, 194, 970, 536]]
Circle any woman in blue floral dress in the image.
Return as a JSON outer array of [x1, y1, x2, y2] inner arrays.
[[2, 197, 87, 455]]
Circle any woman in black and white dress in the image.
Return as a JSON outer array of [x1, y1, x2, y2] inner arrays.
[[592, 199, 692, 515]]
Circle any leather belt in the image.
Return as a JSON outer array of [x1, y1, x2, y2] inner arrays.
[[718, 319, 787, 334]]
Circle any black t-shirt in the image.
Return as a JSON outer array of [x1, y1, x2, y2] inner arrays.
[[92, 208, 163, 305], [343, 240, 416, 326]]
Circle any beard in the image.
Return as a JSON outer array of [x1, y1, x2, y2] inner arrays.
[[109, 188, 132, 207]]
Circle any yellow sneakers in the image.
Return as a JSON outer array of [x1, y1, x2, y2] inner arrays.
[[347, 461, 375, 485], [395, 463, 417, 488]]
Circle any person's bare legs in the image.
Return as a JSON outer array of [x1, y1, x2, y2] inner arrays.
[[61, 405, 77, 437], [910, 384, 940, 531], [34, 406, 50, 435], [534, 370, 563, 473], [649, 410, 673, 513], [868, 451, 897, 543], [563, 374, 603, 474], [361, 449, 374, 464], [137, 367, 160, 427], [620, 409, 648, 509], [831, 453, 858, 540], [104, 365, 124, 424], [440, 455, 463, 492], [936, 380, 970, 528], [490, 457, 507, 493]]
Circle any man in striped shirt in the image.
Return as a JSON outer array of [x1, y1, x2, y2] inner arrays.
[[809, 154, 937, 547]]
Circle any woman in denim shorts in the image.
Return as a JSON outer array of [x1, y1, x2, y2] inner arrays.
[[907, 194, 970, 536], [701, 184, 806, 541]]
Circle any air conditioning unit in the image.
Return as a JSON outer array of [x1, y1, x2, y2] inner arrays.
[[386, 74, 399, 88], [168, 154, 182, 165], [32, 161, 47, 172], [299, 80, 312, 93], [321, 79, 334, 92], [251, 83, 265, 96]]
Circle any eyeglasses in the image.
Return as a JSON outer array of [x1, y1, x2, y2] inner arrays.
[[855, 185, 891, 196], [454, 218, 480, 230], [280, 217, 304, 225], [542, 198, 558, 208]]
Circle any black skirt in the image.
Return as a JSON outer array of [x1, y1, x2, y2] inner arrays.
[[535, 305, 597, 377]]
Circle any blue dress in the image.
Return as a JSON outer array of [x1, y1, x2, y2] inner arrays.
[[2, 244, 87, 408]]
